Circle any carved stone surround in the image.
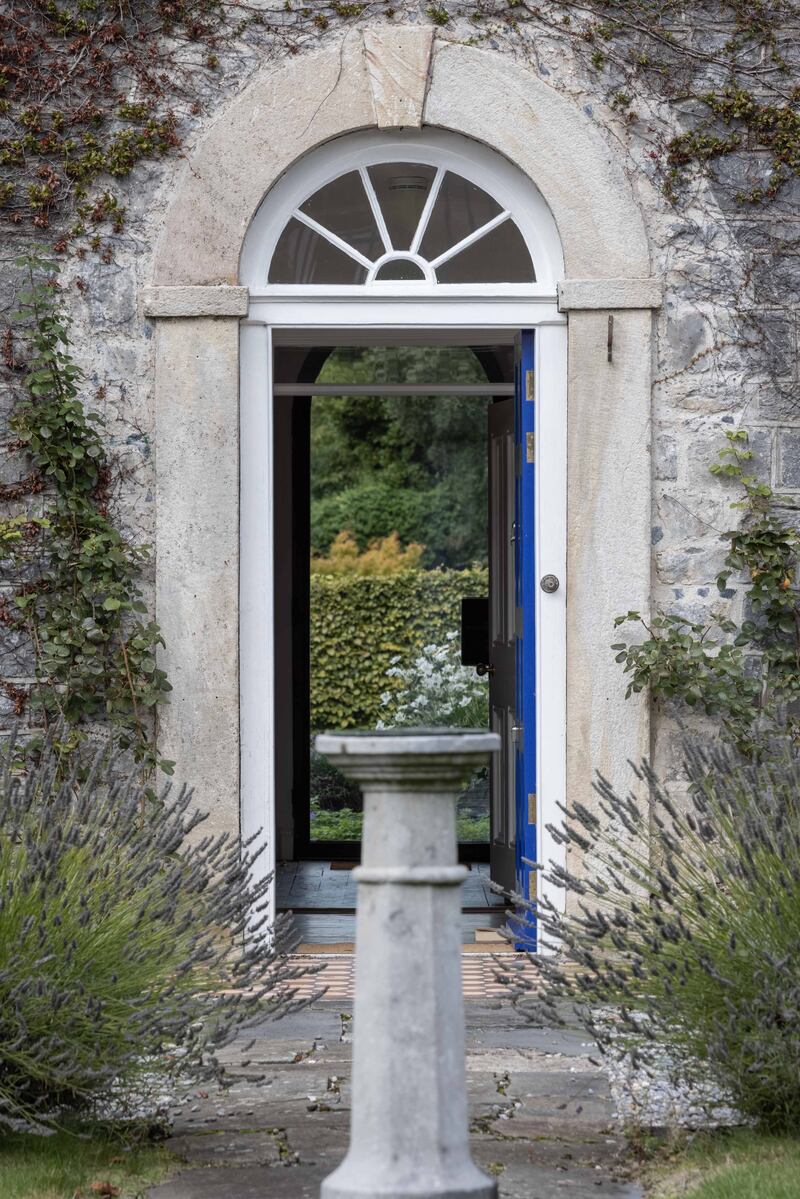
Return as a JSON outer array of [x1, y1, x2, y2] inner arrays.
[[146, 28, 660, 907]]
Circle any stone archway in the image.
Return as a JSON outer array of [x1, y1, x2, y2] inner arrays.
[[143, 27, 661, 901]]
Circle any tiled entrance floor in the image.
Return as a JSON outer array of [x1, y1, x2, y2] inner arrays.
[[278, 860, 507, 945], [289, 952, 527, 1000]]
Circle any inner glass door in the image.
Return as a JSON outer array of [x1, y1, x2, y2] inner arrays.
[[272, 340, 515, 865]]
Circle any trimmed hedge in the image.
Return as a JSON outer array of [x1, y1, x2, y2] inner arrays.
[[310, 567, 488, 730]]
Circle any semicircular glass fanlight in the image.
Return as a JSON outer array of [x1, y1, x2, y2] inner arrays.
[[267, 163, 536, 285]]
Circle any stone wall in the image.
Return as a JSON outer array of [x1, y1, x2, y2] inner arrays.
[[1, 1, 798, 809]]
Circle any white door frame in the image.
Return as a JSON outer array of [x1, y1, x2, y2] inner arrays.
[[239, 294, 568, 928]]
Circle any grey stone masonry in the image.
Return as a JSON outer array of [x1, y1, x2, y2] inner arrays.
[[1, 4, 799, 800]]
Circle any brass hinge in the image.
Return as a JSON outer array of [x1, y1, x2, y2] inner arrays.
[[528, 793, 537, 824], [526, 431, 535, 464], [525, 369, 535, 401], [528, 870, 537, 900]]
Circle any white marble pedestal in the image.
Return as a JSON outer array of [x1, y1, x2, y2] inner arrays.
[[315, 729, 501, 1199]]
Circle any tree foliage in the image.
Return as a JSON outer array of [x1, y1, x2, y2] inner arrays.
[[310, 530, 425, 576], [310, 346, 491, 570]]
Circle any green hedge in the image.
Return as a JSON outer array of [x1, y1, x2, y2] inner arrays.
[[310, 567, 488, 730]]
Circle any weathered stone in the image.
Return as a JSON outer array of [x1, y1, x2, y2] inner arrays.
[[154, 316, 239, 843], [759, 386, 800, 423], [557, 279, 662, 309], [654, 433, 678, 481], [750, 252, 800, 305], [659, 309, 710, 375], [82, 265, 137, 329], [423, 43, 651, 280], [779, 430, 800, 488], [565, 309, 651, 881], [142, 285, 249, 317], [147, 997, 644, 1199], [685, 425, 772, 488], [0, 625, 35, 677], [364, 25, 434, 128], [757, 312, 796, 379]]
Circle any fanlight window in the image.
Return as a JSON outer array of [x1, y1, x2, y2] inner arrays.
[[268, 164, 536, 285]]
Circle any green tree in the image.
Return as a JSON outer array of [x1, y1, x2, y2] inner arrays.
[[310, 346, 492, 569]]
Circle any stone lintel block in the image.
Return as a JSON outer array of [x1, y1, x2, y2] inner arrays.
[[363, 25, 435, 129], [557, 278, 663, 310], [142, 285, 249, 318]]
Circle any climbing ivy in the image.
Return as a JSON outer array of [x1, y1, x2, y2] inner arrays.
[[1, 1, 799, 237], [612, 430, 800, 758], [1, 254, 172, 772]]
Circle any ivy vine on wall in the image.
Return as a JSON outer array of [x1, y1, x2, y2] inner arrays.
[[2, 1, 799, 238], [613, 431, 800, 759], [1, 254, 172, 772]]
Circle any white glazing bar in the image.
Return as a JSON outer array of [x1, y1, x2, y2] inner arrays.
[[273, 383, 514, 396], [359, 167, 393, 255], [429, 211, 512, 270], [292, 209, 374, 270], [409, 167, 445, 255]]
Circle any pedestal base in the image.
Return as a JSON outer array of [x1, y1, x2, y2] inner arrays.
[[321, 1159, 498, 1199]]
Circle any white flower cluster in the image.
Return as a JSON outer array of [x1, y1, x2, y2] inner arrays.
[[377, 630, 489, 729]]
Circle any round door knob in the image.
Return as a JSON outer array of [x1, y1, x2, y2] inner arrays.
[[540, 574, 560, 593]]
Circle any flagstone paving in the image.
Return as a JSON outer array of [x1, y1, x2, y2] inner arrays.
[[148, 1002, 642, 1199]]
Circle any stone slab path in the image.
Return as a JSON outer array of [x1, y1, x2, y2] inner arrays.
[[148, 1002, 642, 1199]]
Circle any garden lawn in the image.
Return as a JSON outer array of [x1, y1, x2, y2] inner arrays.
[[309, 802, 489, 843], [0, 1131, 175, 1199], [647, 1130, 800, 1199]]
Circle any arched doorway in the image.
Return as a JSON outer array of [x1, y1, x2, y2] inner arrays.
[[239, 129, 568, 942], [146, 30, 659, 941]]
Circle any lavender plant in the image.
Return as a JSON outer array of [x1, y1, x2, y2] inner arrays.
[[506, 747, 800, 1131], [0, 727, 308, 1133]]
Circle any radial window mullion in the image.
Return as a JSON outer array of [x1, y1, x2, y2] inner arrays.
[[359, 167, 393, 255], [429, 210, 512, 270], [292, 209, 374, 270], [409, 167, 445, 255]]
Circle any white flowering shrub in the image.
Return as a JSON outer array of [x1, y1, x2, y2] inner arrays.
[[378, 631, 488, 730]]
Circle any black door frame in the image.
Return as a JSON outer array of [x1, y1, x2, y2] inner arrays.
[[279, 343, 507, 864]]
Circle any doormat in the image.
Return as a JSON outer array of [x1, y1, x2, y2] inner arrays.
[[287, 953, 539, 1001]]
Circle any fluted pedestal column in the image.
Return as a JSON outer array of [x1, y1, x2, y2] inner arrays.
[[315, 729, 501, 1199]]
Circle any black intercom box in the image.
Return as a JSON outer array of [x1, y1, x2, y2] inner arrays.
[[460, 596, 489, 667]]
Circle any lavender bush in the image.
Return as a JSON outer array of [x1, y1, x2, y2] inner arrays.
[[0, 728, 308, 1132], [506, 746, 800, 1131]]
